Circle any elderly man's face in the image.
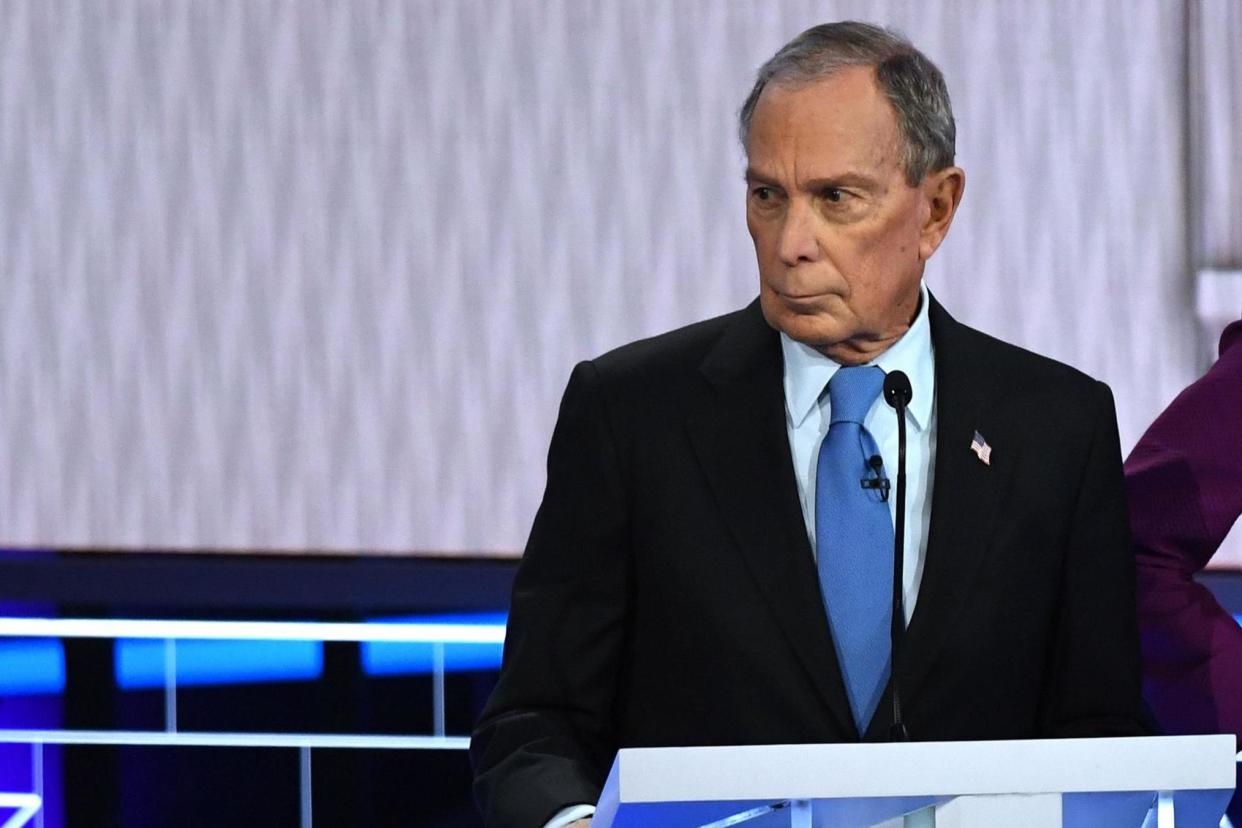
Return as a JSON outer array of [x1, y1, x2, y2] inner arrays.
[[745, 66, 959, 364]]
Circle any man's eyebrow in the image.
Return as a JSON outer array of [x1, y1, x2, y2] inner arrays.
[[743, 168, 779, 185], [742, 169, 881, 190], [803, 173, 879, 190]]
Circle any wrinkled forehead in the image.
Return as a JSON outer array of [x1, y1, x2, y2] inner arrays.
[[746, 68, 905, 179]]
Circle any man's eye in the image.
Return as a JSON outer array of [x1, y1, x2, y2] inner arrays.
[[753, 187, 774, 201], [823, 187, 845, 203]]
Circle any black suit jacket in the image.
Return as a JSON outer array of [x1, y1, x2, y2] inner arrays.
[[471, 296, 1147, 828]]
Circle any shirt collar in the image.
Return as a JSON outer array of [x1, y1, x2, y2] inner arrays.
[[780, 281, 936, 431]]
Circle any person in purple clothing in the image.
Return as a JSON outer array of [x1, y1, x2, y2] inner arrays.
[[1126, 318, 1242, 819]]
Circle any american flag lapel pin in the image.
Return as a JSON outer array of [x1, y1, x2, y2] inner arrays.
[[970, 430, 992, 466]]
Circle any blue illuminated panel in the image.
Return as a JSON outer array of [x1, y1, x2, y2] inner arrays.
[[362, 613, 506, 676], [0, 613, 507, 690], [115, 640, 324, 689], [0, 640, 65, 695]]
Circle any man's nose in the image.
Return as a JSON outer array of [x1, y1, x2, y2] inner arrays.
[[776, 199, 819, 265]]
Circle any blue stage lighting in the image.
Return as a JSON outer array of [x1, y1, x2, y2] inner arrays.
[[115, 639, 324, 689], [362, 613, 506, 676], [0, 640, 65, 695]]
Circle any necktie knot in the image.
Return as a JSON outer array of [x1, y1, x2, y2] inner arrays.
[[828, 366, 885, 425]]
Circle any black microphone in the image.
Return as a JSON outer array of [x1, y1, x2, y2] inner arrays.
[[882, 370, 912, 742], [884, 370, 913, 409]]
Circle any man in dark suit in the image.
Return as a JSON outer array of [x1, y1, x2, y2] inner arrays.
[[472, 22, 1147, 828]]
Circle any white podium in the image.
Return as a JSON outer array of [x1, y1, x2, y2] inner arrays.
[[593, 736, 1236, 828]]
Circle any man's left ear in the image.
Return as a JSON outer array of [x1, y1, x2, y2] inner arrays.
[[918, 166, 965, 261]]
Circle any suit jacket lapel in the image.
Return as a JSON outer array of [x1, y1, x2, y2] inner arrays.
[[687, 301, 858, 738], [900, 297, 1018, 702]]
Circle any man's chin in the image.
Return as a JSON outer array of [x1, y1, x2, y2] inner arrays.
[[760, 303, 848, 349]]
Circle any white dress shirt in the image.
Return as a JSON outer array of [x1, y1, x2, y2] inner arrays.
[[780, 281, 937, 623], [543, 803, 596, 828], [543, 284, 938, 827]]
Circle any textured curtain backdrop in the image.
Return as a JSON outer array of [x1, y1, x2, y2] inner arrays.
[[0, 1, 1235, 555], [1198, 0, 1242, 268]]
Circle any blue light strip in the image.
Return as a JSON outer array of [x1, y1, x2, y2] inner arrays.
[[0, 616, 506, 643], [362, 613, 506, 676], [0, 614, 508, 691], [0, 641, 65, 696], [115, 639, 325, 689]]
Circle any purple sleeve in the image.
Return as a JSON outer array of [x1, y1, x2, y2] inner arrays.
[[1125, 320, 1242, 739]]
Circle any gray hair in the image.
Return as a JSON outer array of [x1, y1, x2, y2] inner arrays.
[[738, 21, 956, 185]]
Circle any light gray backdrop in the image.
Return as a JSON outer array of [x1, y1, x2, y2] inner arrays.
[[1, 1, 1239, 559]]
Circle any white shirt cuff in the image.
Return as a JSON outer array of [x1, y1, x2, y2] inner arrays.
[[543, 803, 595, 828]]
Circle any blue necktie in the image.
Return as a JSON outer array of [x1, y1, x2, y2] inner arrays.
[[816, 365, 893, 735]]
